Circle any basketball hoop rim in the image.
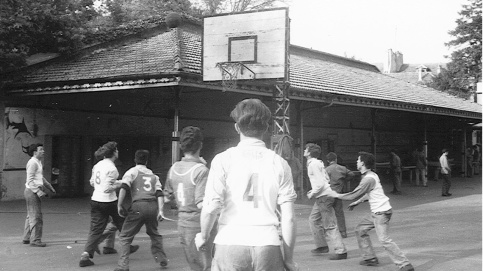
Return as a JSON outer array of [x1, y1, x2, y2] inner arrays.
[[216, 62, 256, 80]]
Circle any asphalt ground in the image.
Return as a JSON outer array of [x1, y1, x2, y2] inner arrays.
[[0, 175, 481, 271]]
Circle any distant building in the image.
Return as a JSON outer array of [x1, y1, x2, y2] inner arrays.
[[377, 49, 446, 85]]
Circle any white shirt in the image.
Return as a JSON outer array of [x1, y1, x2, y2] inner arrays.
[[439, 153, 450, 174], [25, 157, 43, 193], [203, 138, 297, 246], [90, 159, 119, 202]]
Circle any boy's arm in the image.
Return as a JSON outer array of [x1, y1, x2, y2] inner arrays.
[[280, 201, 298, 271], [42, 177, 56, 194]]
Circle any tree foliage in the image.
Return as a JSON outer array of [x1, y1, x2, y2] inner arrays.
[[0, 0, 201, 74], [429, 0, 482, 99], [0, 0, 99, 73], [196, 0, 287, 15], [0, 0, 286, 74]]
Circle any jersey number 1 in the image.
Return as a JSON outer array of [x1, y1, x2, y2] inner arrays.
[[243, 173, 259, 208]]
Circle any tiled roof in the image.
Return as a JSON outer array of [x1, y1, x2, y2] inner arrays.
[[289, 51, 480, 114], [5, 24, 481, 117], [18, 30, 181, 83]]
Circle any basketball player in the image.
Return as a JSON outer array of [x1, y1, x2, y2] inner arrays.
[[165, 126, 215, 271], [328, 151, 415, 271], [79, 141, 125, 267], [114, 150, 168, 271], [195, 98, 298, 271]]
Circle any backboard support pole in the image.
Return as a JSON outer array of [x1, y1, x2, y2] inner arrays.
[[272, 82, 290, 136]]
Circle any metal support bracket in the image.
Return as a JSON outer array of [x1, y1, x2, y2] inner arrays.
[[273, 82, 290, 135]]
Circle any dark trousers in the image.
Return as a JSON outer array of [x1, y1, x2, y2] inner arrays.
[[117, 200, 167, 268], [84, 200, 125, 256], [391, 170, 402, 192], [441, 174, 451, 195]]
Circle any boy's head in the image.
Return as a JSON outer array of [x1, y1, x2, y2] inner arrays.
[[135, 150, 149, 165], [304, 143, 321, 159], [230, 99, 271, 138], [180, 126, 203, 154], [27, 143, 43, 157], [357, 151, 375, 170]]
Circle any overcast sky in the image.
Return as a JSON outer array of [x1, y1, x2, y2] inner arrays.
[[287, 0, 469, 64]]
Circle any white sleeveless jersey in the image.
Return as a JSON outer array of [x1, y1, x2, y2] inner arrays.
[[204, 139, 297, 246], [90, 159, 119, 202], [365, 171, 391, 213]]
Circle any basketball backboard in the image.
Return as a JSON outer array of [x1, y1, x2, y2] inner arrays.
[[202, 8, 289, 82]]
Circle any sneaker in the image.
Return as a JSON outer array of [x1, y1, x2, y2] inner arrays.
[[400, 263, 415, 271], [79, 252, 94, 267], [311, 246, 329, 254], [340, 231, 347, 238], [22, 240, 30, 244], [130, 245, 140, 254], [30, 241, 46, 247], [329, 253, 347, 260], [160, 259, 168, 269], [103, 247, 118, 254], [359, 258, 379, 266]]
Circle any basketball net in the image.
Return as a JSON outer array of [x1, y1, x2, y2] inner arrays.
[[216, 62, 242, 92]]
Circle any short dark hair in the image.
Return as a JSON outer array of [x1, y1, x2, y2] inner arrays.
[[305, 143, 321, 158], [442, 148, 448, 154], [326, 152, 337, 162], [230, 99, 271, 138], [95, 141, 118, 159], [390, 149, 397, 153], [358, 151, 375, 169], [134, 150, 149, 165], [27, 143, 43, 157], [180, 126, 203, 153]]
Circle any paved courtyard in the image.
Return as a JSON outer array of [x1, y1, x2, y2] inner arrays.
[[0, 175, 481, 271]]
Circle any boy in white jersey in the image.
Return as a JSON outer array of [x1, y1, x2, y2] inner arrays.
[[23, 143, 56, 247], [114, 150, 168, 271], [304, 144, 347, 260], [195, 98, 298, 271], [328, 151, 415, 271], [165, 126, 215, 271], [79, 141, 125, 267]]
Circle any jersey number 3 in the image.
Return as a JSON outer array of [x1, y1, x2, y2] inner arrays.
[[143, 177, 153, 192], [243, 173, 259, 208]]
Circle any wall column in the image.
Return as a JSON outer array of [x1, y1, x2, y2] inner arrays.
[[0, 100, 5, 199], [371, 109, 377, 163], [171, 87, 181, 164]]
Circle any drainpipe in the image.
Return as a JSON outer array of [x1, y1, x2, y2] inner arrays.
[[423, 115, 428, 180]]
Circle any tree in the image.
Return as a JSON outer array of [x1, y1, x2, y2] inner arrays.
[[195, 0, 288, 15], [0, 0, 99, 73], [429, 0, 482, 99], [81, 0, 203, 45]]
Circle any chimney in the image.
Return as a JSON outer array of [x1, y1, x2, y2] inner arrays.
[[383, 49, 397, 73], [395, 51, 403, 72]]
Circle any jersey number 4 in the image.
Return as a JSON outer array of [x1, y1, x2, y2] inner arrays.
[[243, 173, 259, 208]]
